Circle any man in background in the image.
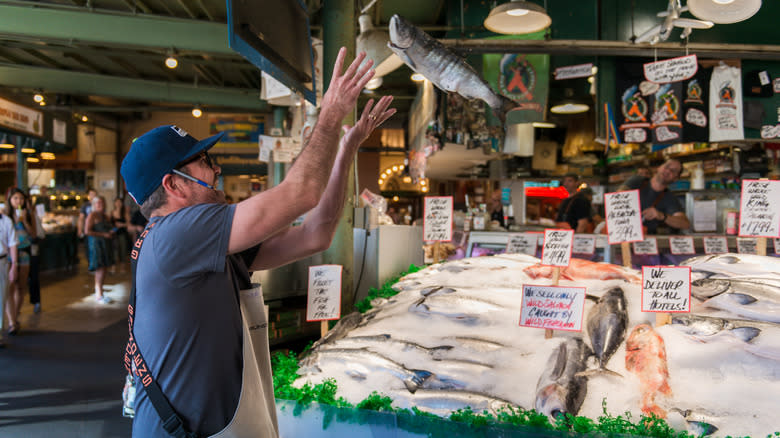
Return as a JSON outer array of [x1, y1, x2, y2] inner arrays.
[[555, 173, 592, 233], [621, 159, 690, 234]]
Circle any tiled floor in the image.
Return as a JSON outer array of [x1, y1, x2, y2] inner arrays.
[[0, 259, 133, 438]]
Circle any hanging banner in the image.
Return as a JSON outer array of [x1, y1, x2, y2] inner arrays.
[[709, 64, 744, 142], [210, 115, 265, 150], [617, 59, 651, 144], [651, 82, 683, 144], [682, 66, 711, 142], [0, 97, 43, 136], [484, 35, 549, 124], [643, 54, 698, 84]]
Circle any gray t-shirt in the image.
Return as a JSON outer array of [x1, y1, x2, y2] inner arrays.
[[624, 175, 684, 234], [132, 203, 250, 437]]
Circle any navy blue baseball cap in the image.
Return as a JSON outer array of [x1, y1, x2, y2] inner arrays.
[[121, 125, 225, 205]]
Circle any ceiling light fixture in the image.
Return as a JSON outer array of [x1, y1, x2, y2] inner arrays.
[[192, 107, 203, 118], [688, 0, 760, 24], [356, 13, 404, 78], [484, 1, 552, 35], [33, 93, 44, 103], [21, 146, 37, 154], [0, 134, 14, 149], [532, 121, 557, 128], [550, 103, 590, 114], [40, 152, 56, 160], [81, 115, 89, 122], [26, 157, 40, 163], [411, 73, 426, 82]]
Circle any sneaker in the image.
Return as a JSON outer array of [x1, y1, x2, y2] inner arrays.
[[33, 303, 41, 314], [97, 296, 114, 305]]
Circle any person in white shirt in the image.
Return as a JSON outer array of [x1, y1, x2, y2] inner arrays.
[[0, 212, 18, 348]]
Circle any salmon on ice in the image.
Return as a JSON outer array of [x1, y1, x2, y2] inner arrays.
[[388, 14, 517, 124]]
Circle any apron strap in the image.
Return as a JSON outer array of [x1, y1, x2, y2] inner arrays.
[[124, 221, 199, 438]]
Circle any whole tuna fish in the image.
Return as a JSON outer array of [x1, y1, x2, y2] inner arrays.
[[625, 324, 672, 419], [535, 338, 591, 422], [583, 288, 628, 377], [681, 253, 780, 279], [388, 14, 517, 124], [692, 277, 780, 301]]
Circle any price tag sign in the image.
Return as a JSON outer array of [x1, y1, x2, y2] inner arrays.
[[473, 215, 486, 230], [703, 236, 729, 254], [423, 196, 453, 242], [506, 233, 538, 255], [519, 285, 586, 332], [669, 236, 696, 255], [554, 63, 594, 80], [737, 237, 758, 255], [739, 180, 780, 238], [306, 265, 342, 322], [541, 229, 574, 267], [572, 235, 596, 255], [643, 54, 698, 84], [633, 237, 659, 255], [641, 266, 691, 313], [605, 190, 644, 244]]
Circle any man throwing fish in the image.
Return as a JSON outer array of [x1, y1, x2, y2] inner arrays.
[[121, 48, 395, 438], [621, 159, 690, 234]]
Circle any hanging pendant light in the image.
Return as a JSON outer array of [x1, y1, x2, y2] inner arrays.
[[484, 1, 551, 35], [356, 13, 404, 79], [688, 0, 761, 24]]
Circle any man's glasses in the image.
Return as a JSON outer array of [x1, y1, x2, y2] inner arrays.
[[170, 152, 216, 190]]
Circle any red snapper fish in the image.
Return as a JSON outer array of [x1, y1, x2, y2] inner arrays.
[[523, 259, 641, 283], [625, 324, 672, 419]]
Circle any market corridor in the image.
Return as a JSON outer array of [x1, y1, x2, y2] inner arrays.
[[0, 260, 132, 437]]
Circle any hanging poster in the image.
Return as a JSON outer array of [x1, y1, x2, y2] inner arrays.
[[682, 66, 711, 142], [484, 35, 549, 124], [616, 59, 651, 144], [651, 82, 683, 144], [643, 55, 698, 84], [709, 64, 744, 142]]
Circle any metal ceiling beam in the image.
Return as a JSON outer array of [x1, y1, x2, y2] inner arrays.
[[0, 4, 232, 55], [0, 64, 268, 111], [441, 39, 780, 61]]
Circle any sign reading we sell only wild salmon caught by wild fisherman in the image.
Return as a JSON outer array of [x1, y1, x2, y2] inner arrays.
[[423, 196, 453, 242], [519, 285, 586, 332], [641, 266, 691, 313], [306, 265, 342, 322], [739, 179, 780, 238], [604, 190, 644, 244], [541, 229, 574, 267]]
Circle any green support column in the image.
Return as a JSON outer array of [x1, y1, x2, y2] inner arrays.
[[272, 106, 287, 186], [322, 0, 356, 314], [16, 135, 27, 190]]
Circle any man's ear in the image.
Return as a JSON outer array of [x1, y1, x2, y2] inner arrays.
[[161, 174, 187, 201]]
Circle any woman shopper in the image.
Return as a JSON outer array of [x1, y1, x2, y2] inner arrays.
[[4, 187, 36, 335], [110, 196, 131, 274], [85, 196, 115, 304]]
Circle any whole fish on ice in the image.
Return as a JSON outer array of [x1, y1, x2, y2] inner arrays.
[[681, 253, 780, 279], [523, 258, 641, 283], [392, 388, 519, 417], [582, 288, 628, 377], [535, 338, 591, 422], [702, 290, 780, 324], [691, 277, 780, 301], [388, 14, 517, 124], [669, 314, 780, 361], [625, 324, 672, 418]]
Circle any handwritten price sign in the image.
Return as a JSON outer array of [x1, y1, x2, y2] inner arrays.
[[633, 237, 659, 255], [605, 190, 644, 244], [506, 233, 539, 255], [423, 196, 453, 242], [641, 266, 691, 313], [643, 54, 698, 84], [737, 237, 758, 255], [739, 180, 780, 238], [519, 285, 586, 332], [572, 235, 596, 255], [541, 229, 574, 267], [703, 236, 729, 254], [306, 265, 342, 322], [669, 236, 696, 255]]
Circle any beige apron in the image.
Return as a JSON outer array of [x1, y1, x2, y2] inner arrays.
[[211, 284, 279, 438]]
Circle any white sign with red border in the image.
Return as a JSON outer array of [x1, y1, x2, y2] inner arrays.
[[506, 233, 538, 256], [641, 266, 691, 313], [703, 236, 729, 254], [669, 236, 696, 255], [572, 235, 596, 255], [605, 190, 644, 244], [554, 63, 594, 80], [643, 54, 698, 84], [306, 264, 342, 321], [519, 284, 586, 332], [737, 237, 759, 255], [423, 196, 453, 242], [739, 180, 780, 238], [633, 237, 659, 255], [541, 229, 574, 267]]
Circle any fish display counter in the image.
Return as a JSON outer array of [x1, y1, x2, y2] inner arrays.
[[283, 253, 780, 437]]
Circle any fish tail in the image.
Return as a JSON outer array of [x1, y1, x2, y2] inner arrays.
[[403, 369, 433, 393], [688, 420, 719, 437], [730, 326, 761, 343], [575, 367, 624, 379]]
